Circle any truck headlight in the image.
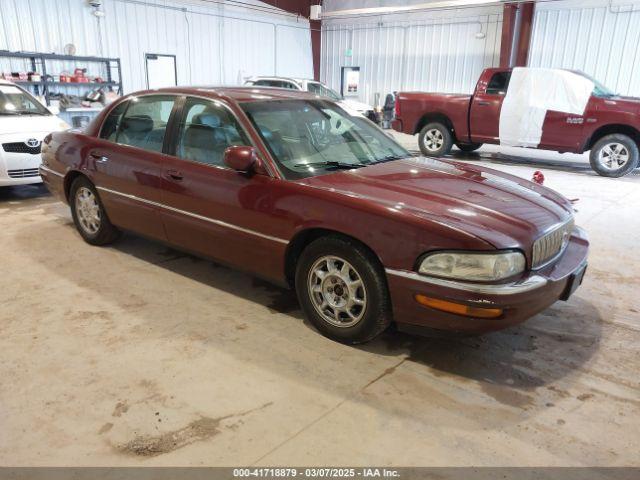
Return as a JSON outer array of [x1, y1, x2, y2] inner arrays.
[[418, 251, 525, 282]]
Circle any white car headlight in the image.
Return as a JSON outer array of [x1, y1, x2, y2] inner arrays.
[[418, 251, 525, 282]]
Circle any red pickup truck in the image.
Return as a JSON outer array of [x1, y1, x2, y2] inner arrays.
[[392, 67, 640, 177]]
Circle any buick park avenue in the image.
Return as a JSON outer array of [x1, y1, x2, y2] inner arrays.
[[40, 87, 588, 344]]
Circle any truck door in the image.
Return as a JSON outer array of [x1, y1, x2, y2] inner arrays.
[[469, 71, 511, 143]]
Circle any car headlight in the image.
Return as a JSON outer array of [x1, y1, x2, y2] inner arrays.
[[418, 251, 525, 282]]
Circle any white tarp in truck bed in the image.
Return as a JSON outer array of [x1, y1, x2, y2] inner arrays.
[[499, 67, 594, 148]]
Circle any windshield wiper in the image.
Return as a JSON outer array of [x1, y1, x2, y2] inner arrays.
[[293, 161, 367, 170], [0, 110, 47, 116], [15, 111, 48, 116]]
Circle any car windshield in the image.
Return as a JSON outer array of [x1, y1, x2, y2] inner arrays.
[[306, 82, 342, 101], [241, 99, 410, 179], [0, 84, 50, 115]]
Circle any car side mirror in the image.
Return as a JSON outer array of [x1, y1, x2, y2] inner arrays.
[[223, 145, 261, 174]]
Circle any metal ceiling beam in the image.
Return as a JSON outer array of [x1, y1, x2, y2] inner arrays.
[[322, 0, 510, 18]]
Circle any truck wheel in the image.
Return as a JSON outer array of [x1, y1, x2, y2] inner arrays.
[[456, 142, 482, 153], [589, 134, 639, 178], [419, 122, 453, 157], [295, 235, 392, 344]]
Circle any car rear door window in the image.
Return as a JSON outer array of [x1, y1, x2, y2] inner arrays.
[[99, 101, 129, 141], [116, 95, 176, 152], [486, 72, 512, 95], [175, 97, 249, 167]]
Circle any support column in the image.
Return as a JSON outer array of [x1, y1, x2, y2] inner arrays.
[[499, 2, 535, 68], [515, 2, 535, 67], [310, 19, 321, 81], [499, 3, 518, 68], [260, 1, 321, 80]]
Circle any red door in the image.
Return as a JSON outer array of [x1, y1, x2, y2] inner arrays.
[[89, 95, 178, 241], [469, 70, 511, 144], [158, 96, 288, 282]]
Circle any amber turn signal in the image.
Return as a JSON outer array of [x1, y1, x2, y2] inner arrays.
[[414, 294, 503, 319]]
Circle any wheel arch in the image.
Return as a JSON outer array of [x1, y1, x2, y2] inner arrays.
[[284, 228, 386, 289], [414, 112, 456, 139], [584, 124, 640, 151], [63, 170, 91, 202]]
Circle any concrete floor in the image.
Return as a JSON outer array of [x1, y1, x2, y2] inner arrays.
[[1, 137, 639, 466]]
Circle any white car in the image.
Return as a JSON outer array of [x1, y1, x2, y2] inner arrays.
[[243, 76, 377, 122], [0, 80, 69, 187]]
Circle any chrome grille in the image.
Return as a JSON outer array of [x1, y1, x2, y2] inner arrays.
[[532, 218, 575, 269], [7, 168, 40, 178], [2, 142, 41, 155]]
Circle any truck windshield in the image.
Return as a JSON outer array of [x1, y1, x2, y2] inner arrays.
[[572, 71, 616, 97], [242, 99, 410, 179], [0, 84, 50, 115]]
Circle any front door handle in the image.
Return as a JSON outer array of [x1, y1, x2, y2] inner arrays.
[[476, 101, 490, 106], [165, 169, 184, 181], [90, 153, 109, 163]]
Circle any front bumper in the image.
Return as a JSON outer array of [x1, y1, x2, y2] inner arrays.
[[0, 136, 46, 187], [385, 227, 589, 335], [0, 175, 42, 187]]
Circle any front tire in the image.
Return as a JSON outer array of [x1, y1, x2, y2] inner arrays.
[[295, 236, 392, 344], [418, 122, 453, 157], [589, 134, 639, 177], [70, 176, 120, 245]]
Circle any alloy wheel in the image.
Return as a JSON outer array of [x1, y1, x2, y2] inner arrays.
[[598, 142, 630, 170], [423, 128, 444, 152], [307, 255, 367, 328], [75, 187, 101, 235]]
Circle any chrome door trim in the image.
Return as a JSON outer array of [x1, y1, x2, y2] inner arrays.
[[96, 186, 288, 245]]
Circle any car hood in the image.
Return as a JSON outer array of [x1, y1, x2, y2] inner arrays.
[[0, 114, 69, 136], [298, 156, 574, 249]]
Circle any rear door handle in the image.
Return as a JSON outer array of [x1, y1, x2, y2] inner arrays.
[[90, 153, 109, 163], [165, 169, 184, 181], [477, 101, 490, 106]]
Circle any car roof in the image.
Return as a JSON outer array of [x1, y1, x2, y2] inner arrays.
[[129, 86, 324, 103]]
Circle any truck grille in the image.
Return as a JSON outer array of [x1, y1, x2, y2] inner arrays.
[[532, 218, 575, 269], [2, 142, 42, 155], [7, 168, 40, 178]]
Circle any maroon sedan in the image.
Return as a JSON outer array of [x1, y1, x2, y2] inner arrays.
[[40, 87, 588, 344]]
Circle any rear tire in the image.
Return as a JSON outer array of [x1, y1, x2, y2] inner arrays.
[[70, 176, 121, 245], [295, 236, 392, 344], [456, 142, 482, 153], [589, 134, 639, 178], [418, 122, 453, 157]]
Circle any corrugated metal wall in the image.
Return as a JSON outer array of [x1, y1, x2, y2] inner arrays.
[[529, 0, 640, 97], [321, 6, 503, 106], [0, 0, 313, 94]]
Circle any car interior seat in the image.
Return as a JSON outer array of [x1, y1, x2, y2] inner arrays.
[[119, 115, 154, 149], [181, 111, 230, 165]]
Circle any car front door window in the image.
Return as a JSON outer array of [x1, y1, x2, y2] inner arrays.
[[175, 98, 250, 167]]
